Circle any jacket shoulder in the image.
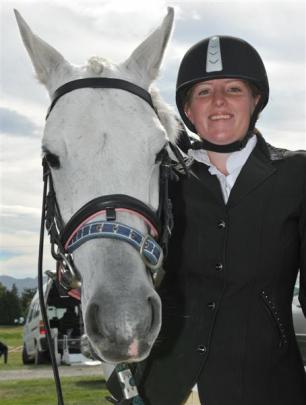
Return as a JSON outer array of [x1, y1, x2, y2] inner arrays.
[[266, 142, 306, 163]]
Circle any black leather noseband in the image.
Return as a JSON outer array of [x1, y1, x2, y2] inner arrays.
[[60, 194, 161, 247]]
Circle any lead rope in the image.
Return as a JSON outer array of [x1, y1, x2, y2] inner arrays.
[[38, 160, 64, 405]]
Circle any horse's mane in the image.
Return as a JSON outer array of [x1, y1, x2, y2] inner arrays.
[[87, 57, 179, 144], [150, 87, 179, 144]]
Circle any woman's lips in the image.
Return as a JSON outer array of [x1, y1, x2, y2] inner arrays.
[[209, 113, 233, 121]]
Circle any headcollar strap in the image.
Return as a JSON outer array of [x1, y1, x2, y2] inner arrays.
[[65, 220, 163, 271], [46, 77, 156, 120]]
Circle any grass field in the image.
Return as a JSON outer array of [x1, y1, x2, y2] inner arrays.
[[0, 326, 111, 404], [0, 376, 110, 404]]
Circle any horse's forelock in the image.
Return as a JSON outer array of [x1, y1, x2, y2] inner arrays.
[[87, 56, 112, 75]]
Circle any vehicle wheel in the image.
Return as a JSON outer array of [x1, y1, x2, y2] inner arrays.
[[22, 344, 34, 364], [34, 347, 47, 365]]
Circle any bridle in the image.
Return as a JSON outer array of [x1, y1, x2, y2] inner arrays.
[[44, 170, 170, 298], [38, 77, 189, 405]]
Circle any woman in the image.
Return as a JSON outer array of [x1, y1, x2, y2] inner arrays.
[[136, 35, 306, 405]]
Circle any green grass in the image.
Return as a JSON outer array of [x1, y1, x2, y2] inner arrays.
[[0, 326, 112, 404], [0, 325, 24, 370], [0, 376, 110, 404]]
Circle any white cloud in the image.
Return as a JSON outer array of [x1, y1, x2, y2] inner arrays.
[[264, 128, 306, 150], [0, 230, 54, 278], [0, 107, 40, 136], [1, 133, 43, 241], [1, 205, 41, 217]]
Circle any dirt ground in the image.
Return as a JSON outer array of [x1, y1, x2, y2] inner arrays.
[[0, 364, 104, 381]]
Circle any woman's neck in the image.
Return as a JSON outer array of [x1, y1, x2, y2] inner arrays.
[[207, 151, 230, 176]]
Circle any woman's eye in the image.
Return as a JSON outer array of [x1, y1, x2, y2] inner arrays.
[[45, 152, 60, 169], [198, 88, 210, 96], [227, 86, 242, 93]]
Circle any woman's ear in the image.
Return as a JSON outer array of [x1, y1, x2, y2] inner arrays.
[[184, 106, 193, 123], [250, 94, 261, 115], [254, 94, 261, 108]]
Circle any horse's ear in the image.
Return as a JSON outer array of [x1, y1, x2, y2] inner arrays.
[[123, 7, 174, 87], [14, 9, 68, 87]]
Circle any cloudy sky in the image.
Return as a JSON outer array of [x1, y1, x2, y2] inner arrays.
[[0, 0, 305, 279]]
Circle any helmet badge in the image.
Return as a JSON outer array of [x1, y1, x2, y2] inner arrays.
[[206, 36, 223, 72]]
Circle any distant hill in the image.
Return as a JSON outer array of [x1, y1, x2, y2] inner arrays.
[[0, 275, 38, 294]]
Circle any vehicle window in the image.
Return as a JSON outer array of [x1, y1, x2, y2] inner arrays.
[[47, 306, 56, 318], [47, 306, 68, 320], [34, 303, 40, 317], [28, 306, 34, 322], [32, 303, 36, 318]]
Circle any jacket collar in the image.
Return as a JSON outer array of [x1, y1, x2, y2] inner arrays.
[[190, 133, 278, 208], [227, 133, 276, 208]]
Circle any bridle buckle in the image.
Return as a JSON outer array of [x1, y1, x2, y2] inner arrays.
[[140, 234, 164, 273], [57, 252, 81, 290]]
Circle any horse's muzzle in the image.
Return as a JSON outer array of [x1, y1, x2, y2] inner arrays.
[[84, 288, 161, 362]]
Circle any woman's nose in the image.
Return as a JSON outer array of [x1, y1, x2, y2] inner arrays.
[[212, 89, 226, 106]]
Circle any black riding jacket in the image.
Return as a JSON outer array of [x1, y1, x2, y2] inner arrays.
[[137, 133, 306, 405]]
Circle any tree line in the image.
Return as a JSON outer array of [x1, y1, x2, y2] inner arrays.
[[0, 282, 36, 325]]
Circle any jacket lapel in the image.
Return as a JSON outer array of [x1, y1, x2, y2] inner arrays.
[[191, 161, 225, 206], [227, 135, 276, 208]]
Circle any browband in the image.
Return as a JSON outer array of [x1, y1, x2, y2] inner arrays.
[[46, 77, 156, 120]]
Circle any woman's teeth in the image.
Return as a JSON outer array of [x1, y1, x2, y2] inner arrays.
[[210, 114, 232, 121]]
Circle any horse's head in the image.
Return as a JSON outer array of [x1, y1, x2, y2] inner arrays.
[[15, 8, 178, 363]]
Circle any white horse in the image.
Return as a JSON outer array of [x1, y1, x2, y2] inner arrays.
[[15, 8, 179, 364]]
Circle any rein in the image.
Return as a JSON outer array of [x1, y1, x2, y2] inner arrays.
[[38, 77, 189, 405]]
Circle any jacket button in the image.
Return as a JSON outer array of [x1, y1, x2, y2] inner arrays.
[[216, 263, 223, 271], [217, 220, 226, 229], [197, 345, 207, 353], [207, 302, 216, 310]]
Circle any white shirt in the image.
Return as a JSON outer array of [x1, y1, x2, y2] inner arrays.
[[188, 135, 257, 203]]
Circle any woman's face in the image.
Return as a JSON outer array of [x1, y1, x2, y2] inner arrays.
[[185, 78, 260, 145]]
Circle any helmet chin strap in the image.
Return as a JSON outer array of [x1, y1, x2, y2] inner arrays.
[[191, 132, 251, 153]]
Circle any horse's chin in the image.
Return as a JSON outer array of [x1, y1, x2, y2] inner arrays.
[[90, 338, 153, 363]]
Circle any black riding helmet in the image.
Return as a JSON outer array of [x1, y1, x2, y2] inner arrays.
[[176, 35, 269, 153]]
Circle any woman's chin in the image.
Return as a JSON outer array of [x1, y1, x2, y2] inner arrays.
[[198, 131, 244, 146]]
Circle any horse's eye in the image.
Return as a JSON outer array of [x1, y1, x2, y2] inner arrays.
[[45, 152, 60, 169]]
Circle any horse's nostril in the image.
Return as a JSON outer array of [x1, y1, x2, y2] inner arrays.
[[87, 302, 101, 336], [146, 293, 161, 340], [148, 298, 155, 331]]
